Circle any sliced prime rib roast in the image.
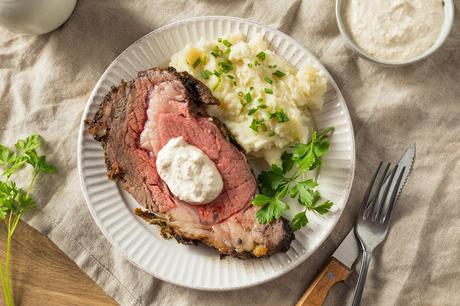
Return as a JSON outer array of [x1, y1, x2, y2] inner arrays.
[[86, 67, 294, 258]]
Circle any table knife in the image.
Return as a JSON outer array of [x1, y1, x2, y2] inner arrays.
[[296, 144, 415, 306], [295, 229, 358, 306]]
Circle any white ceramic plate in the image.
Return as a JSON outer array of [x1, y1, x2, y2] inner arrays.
[[77, 16, 355, 290]]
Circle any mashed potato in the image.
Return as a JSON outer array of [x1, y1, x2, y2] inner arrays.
[[170, 33, 327, 165]]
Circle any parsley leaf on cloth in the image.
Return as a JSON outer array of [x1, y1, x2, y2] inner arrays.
[[0, 133, 56, 306]]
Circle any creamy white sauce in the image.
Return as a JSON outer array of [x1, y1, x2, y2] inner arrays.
[[155, 137, 223, 204], [344, 0, 444, 61]]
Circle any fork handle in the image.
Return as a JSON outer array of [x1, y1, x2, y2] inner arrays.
[[295, 257, 351, 306], [352, 250, 372, 306]]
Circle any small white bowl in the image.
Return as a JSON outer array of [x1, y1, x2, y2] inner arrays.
[[336, 0, 454, 67]]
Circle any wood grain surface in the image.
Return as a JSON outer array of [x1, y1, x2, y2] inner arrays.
[[0, 220, 117, 306], [295, 257, 351, 306]]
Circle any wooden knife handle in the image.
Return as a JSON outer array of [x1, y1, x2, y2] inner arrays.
[[295, 258, 351, 306]]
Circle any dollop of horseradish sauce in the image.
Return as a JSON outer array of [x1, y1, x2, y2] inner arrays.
[[155, 137, 223, 204], [343, 0, 444, 61]]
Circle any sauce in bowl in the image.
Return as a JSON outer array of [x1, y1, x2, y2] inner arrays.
[[342, 0, 445, 62]]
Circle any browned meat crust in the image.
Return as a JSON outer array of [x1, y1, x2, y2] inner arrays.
[[86, 67, 294, 258]]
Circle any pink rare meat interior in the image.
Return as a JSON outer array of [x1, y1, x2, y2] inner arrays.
[[86, 67, 294, 258]]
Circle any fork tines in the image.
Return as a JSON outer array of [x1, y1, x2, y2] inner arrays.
[[361, 162, 406, 224]]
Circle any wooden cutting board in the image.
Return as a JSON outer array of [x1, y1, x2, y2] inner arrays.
[[0, 221, 117, 306]]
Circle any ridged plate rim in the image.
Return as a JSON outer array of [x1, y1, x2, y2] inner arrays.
[[77, 16, 355, 291]]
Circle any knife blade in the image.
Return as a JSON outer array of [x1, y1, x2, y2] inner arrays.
[[296, 144, 416, 306], [332, 228, 359, 268], [382, 143, 416, 200]]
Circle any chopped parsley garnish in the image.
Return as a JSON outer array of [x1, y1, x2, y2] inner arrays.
[[244, 92, 253, 104], [238, 91, 244, 97], [218, 60, 233, 73], [222, 39, 232, 48], [257, 98, 264, 103], [211, 77, 222, 91], [254, 60, 261, 66], [248, 103, 268, 116], [264, 77, 273, 84], [211, 46, 223, 57], [213, 70, 222, 77], [226, 74, 235, 79], [249, 119, 267, 133], [217, 37, 222, 42], [264, 88, 273, 94], [273, 70, 286, 78], [269, 64, 278, 69], [248, 63, 253, 68], [256, 51, 266, 61], [192, 58, 201, 69], [270, 110, 289, 123], [252, 128, 335, 229], [250, 86, 254, 91], [200, 70, 213, 80]]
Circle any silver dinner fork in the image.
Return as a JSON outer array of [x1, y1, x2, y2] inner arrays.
[[352, 162, 406, 306]]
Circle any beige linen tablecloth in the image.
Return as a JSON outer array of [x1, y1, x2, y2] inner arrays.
[[1, 1, 459, 305]]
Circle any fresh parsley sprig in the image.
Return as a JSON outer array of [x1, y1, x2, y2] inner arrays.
[[0, 133, 56, 306], [290, 179, 333, 231], [252, 128, 334, 230]]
